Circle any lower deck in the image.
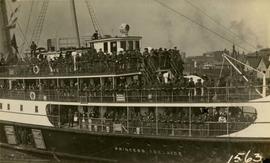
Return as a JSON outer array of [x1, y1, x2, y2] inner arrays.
[[46, 104, 257, 137], [0, 120, 269, 163]]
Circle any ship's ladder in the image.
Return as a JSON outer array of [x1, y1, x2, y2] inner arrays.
[[30, 0, 49, 45], [143, 59, 159, 84], [170, 59, 180, 77], [85, 0, 103, 37]]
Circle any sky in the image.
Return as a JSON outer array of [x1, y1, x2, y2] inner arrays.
[[8, 0, 270, 56]]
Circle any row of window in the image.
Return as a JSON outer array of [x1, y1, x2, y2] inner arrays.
[[0, 103, 38, 113], [101, 41, 140, 53]]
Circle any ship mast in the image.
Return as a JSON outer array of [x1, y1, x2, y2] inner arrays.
[[0, 0, 12, 57], [70, 0, 81, 48]]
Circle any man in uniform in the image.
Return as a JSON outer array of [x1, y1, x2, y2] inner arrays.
[[188, 78, 195, 100], [68, 109, 74, 127], [30, 41, 37, 57], [92, 30, 99, 40]]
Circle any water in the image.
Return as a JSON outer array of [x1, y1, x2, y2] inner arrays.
[[1, 147, 270, 163], [0, 147, 51, 163], [0, 147, 93, 163]]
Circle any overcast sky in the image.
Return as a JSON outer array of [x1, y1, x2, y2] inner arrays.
[[9, 0, 270, 56]]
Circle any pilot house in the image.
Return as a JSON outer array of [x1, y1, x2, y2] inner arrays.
[[86, 24, 142, 53]]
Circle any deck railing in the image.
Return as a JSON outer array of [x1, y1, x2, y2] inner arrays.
[[56, 117, 253, 137], [0, 86, 263, 103], [0, 60, 141, 77]]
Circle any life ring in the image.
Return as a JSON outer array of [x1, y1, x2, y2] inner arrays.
[[30, 91, 36, 100], [33, 65, 40, 74]]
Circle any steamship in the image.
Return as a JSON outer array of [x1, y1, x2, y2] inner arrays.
[[0, 0, 270, 162]]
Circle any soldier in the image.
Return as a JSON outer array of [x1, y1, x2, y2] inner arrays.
[[143, 48, 149, 56], [195, 79, 203, 97], [30, 41, 38, 57], [188, 78, 195, 99], [75, 53, 81, 72], [92, 30, 99, 40], [118, 51, 125, 71], [0, 55, 5, 73], [68, 109, 74, 127]]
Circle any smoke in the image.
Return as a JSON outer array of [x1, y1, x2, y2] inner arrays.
[[193, 10, 217, 50], [230, 19, 263, 49], [157, 9, 174, 48]]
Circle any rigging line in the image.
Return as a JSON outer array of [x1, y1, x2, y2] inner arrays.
[[89, 0, 103, 36], [30, 0, 49, 45], [183, 0, 257, 50], [6, 1, 28, 44], [91, 5, 104, 36], [20, 0, 35, 53], [85, 0, 103, 36], [217, 57, 225, 87], [6, 0, 27, 60], [152, 0, 250, 52], [85, 0, 98, 31]]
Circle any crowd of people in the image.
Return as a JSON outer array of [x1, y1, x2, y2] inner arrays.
[[0, 42, 263, 103], [0, 70, 258, 104], [2, 44, 184, 79], [55, 105, 256, 136]]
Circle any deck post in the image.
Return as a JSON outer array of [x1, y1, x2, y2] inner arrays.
[[207, 122, 210, 136], [38, 79, 41, 100], [100, 77, 103, 102], [207, 89, 209, 102], [155, 107, 158, 135], [23, 79, 25, 100], [77, 78, 79, 101], [125, 88, 128, 102], [171, 89, 173, 102], [56, 78, 59, 100], [155, 89, 157, 103], [112, 77, 115, 102], [58, 105, 61, 128], [226, 107, 229, 135], [127, 107, 129, 133], [189, 107, 191, 136], [227, 86, 230, 101]]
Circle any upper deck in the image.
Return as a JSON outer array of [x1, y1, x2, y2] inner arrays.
[[0, 38, 265, 104]]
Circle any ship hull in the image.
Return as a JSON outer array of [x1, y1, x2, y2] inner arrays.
[[0, 120, 269, 163]]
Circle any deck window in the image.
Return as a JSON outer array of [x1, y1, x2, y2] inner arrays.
[[7, 104, 10, 110], [135, 41, 140, 50], [0, 103, 2, 109], [20, 105, 23, 111], [110, 42, 117, 53], [104, 42, 108, 52], [120, 41, 126, 50], [35, 106, 38, 113], [128, 41, 133, 50]]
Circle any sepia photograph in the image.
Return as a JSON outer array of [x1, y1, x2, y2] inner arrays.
[[0, 0, 270, 162]]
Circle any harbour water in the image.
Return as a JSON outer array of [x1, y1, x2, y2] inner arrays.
[[1, 146, 270, 163], [0, 147, 93, 163]]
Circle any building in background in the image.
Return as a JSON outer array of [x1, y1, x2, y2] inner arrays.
[[244, 48, 270, 79]]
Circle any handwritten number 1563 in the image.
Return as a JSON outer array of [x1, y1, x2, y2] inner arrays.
[[227, 150, 263, 163]]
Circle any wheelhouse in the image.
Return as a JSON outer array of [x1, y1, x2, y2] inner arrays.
[[86, 36, 142, 54]]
